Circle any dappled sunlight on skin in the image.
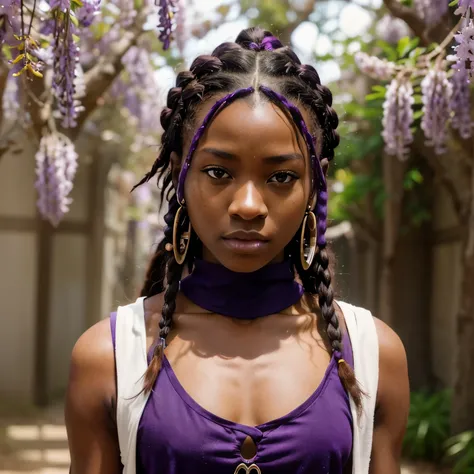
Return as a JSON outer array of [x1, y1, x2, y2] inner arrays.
[[0, 409, 70, 474]]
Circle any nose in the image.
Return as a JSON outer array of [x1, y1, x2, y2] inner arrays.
[[228, 181, 268, 221]]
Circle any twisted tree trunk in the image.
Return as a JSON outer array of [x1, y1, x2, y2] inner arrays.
[[451, 163, 474, 433], [378, 152, 406, 326]]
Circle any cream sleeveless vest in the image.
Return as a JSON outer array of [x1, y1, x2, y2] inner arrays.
[[114, 298, 379, 474]]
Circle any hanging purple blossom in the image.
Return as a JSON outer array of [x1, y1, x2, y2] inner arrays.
[[382, 79, 415, 160], [48, 0, 71, 10], [77, 0, 101, 27], [156, 0, 177, 50], [354, 52, 396, 80], [375, 14, 411, 45], [450, 68, 473, 139], [455, 0, 474, 16], [0, 0, 20, 46], [121, 45, 162, 147], [113, 0, 136, 27], [35, 133, 78, 227], [420, 69, 453, 154], [51, 16, 82, 128], [453, 20, 474, 78], [174, 0, 186, 55], [2, 72, 19, 121], [414, 0, 448, 26]]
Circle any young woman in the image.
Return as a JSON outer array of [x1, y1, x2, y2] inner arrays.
[[65, 27, 409, 474]]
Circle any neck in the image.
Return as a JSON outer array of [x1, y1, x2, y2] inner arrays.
[[179, 259, 304, 320]]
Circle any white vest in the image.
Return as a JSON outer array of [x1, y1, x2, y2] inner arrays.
[[115, 297, 379, 474]]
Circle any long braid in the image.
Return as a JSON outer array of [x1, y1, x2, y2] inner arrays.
[[140, 239, 166, 297], [135, 26, 362, 407], [142, 195, 182, 392]]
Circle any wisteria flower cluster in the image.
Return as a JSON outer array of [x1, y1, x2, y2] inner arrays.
[[420, 69, 453, 154], [375, 14, 411, 45], [77, 0, 102, 27], [450, 68, 473, 139], [455, 0, 474, 16], [354, 52, 396, 80], [121, 45, 162, 149], [35, 133, 79, 227], [414, 0, 448, 26], [0, 0, 20, 46], [355, 0, 474, 161], [50, 12, 82, 128], [454, 20, 474, 77], [174, 0, 186, 54], [157, 0, 177, 50], [381, 79, 414, 160]]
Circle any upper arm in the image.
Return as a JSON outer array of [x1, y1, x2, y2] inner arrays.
[[369, 318, 410, 474], [65, 318, 122, 474]]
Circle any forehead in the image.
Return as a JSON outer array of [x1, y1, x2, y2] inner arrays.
[[187, 95, 313, 157]]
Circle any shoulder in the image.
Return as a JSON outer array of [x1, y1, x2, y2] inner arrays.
[[69, 318, 116, 400], [66, 318, 117, 431], [373, 317, 408, 375], [71, 317, 115, 372], [372, 317, 409, 413], [337, 302, 408, 383]]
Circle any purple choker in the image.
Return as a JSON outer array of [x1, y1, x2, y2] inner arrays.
[[180, 259, 304, 319]]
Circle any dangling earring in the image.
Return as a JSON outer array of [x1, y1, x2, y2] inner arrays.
[[173, 204, 192, 265], [300, 205, 318, 270]]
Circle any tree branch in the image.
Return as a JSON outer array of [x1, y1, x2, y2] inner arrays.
[[69, 19, 146, 139], [27, 12, 147, 141], [278, 0, 315, 45], [382, 0, 452, 45], [0, 65, 10, 130]]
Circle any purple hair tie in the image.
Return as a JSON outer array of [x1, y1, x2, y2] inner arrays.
[[176, 87, 255, 204], [248, 36, 280, 51], [259, 85, 328, 248]]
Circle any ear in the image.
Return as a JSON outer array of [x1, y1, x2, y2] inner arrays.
[[170, 151, 182, 190]]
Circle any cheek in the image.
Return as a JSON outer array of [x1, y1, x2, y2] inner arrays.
[[183, 170, 221, 235]]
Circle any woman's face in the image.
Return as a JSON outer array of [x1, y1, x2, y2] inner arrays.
[[176, 96, 314, 273]]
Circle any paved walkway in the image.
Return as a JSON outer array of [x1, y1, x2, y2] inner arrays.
[[0, 404, 448, 474], [0, 404, 68, 474]]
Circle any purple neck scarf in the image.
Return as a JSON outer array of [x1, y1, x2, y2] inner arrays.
[[180, 259, 304, 319]]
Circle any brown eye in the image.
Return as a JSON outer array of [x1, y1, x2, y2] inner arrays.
[[268, 171, 298, 184], [203, 167, 231, 180]]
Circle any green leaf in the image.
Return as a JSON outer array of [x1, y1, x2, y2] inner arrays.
[[372, 85, 387, 93], [366, 92, 386, 101], [397, 36, 411, 58], [413, 110, 424, 120], [449, 0, 459, 6], [69, 13, 79, 28]]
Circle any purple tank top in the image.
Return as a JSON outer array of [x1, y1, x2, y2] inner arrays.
[[110, 312, 354, 474]]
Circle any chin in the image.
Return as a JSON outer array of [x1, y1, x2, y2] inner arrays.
[[212, 251, 279, 274]]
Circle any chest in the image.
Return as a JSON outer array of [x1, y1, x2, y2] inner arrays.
[[155, 315, 333, 427], [137, 351, 353, 474]]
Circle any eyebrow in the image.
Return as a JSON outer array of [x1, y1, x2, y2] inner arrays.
[[201, 147, 304, 164]]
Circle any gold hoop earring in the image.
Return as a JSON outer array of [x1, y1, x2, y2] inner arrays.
[[173, 205, 192, 265], [300, 207, 317, 270]]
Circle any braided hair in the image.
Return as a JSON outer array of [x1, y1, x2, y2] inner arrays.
[[135, 27, 363, 409]]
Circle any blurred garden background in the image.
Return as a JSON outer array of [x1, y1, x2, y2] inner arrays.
[[0, 0, 473, 472]]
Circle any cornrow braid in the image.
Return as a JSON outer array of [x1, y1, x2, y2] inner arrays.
[[134, 26, 362, 409]]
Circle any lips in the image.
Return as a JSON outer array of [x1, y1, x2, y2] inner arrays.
[[221, 230, 269, 253], [222, 230, 269, 241]]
